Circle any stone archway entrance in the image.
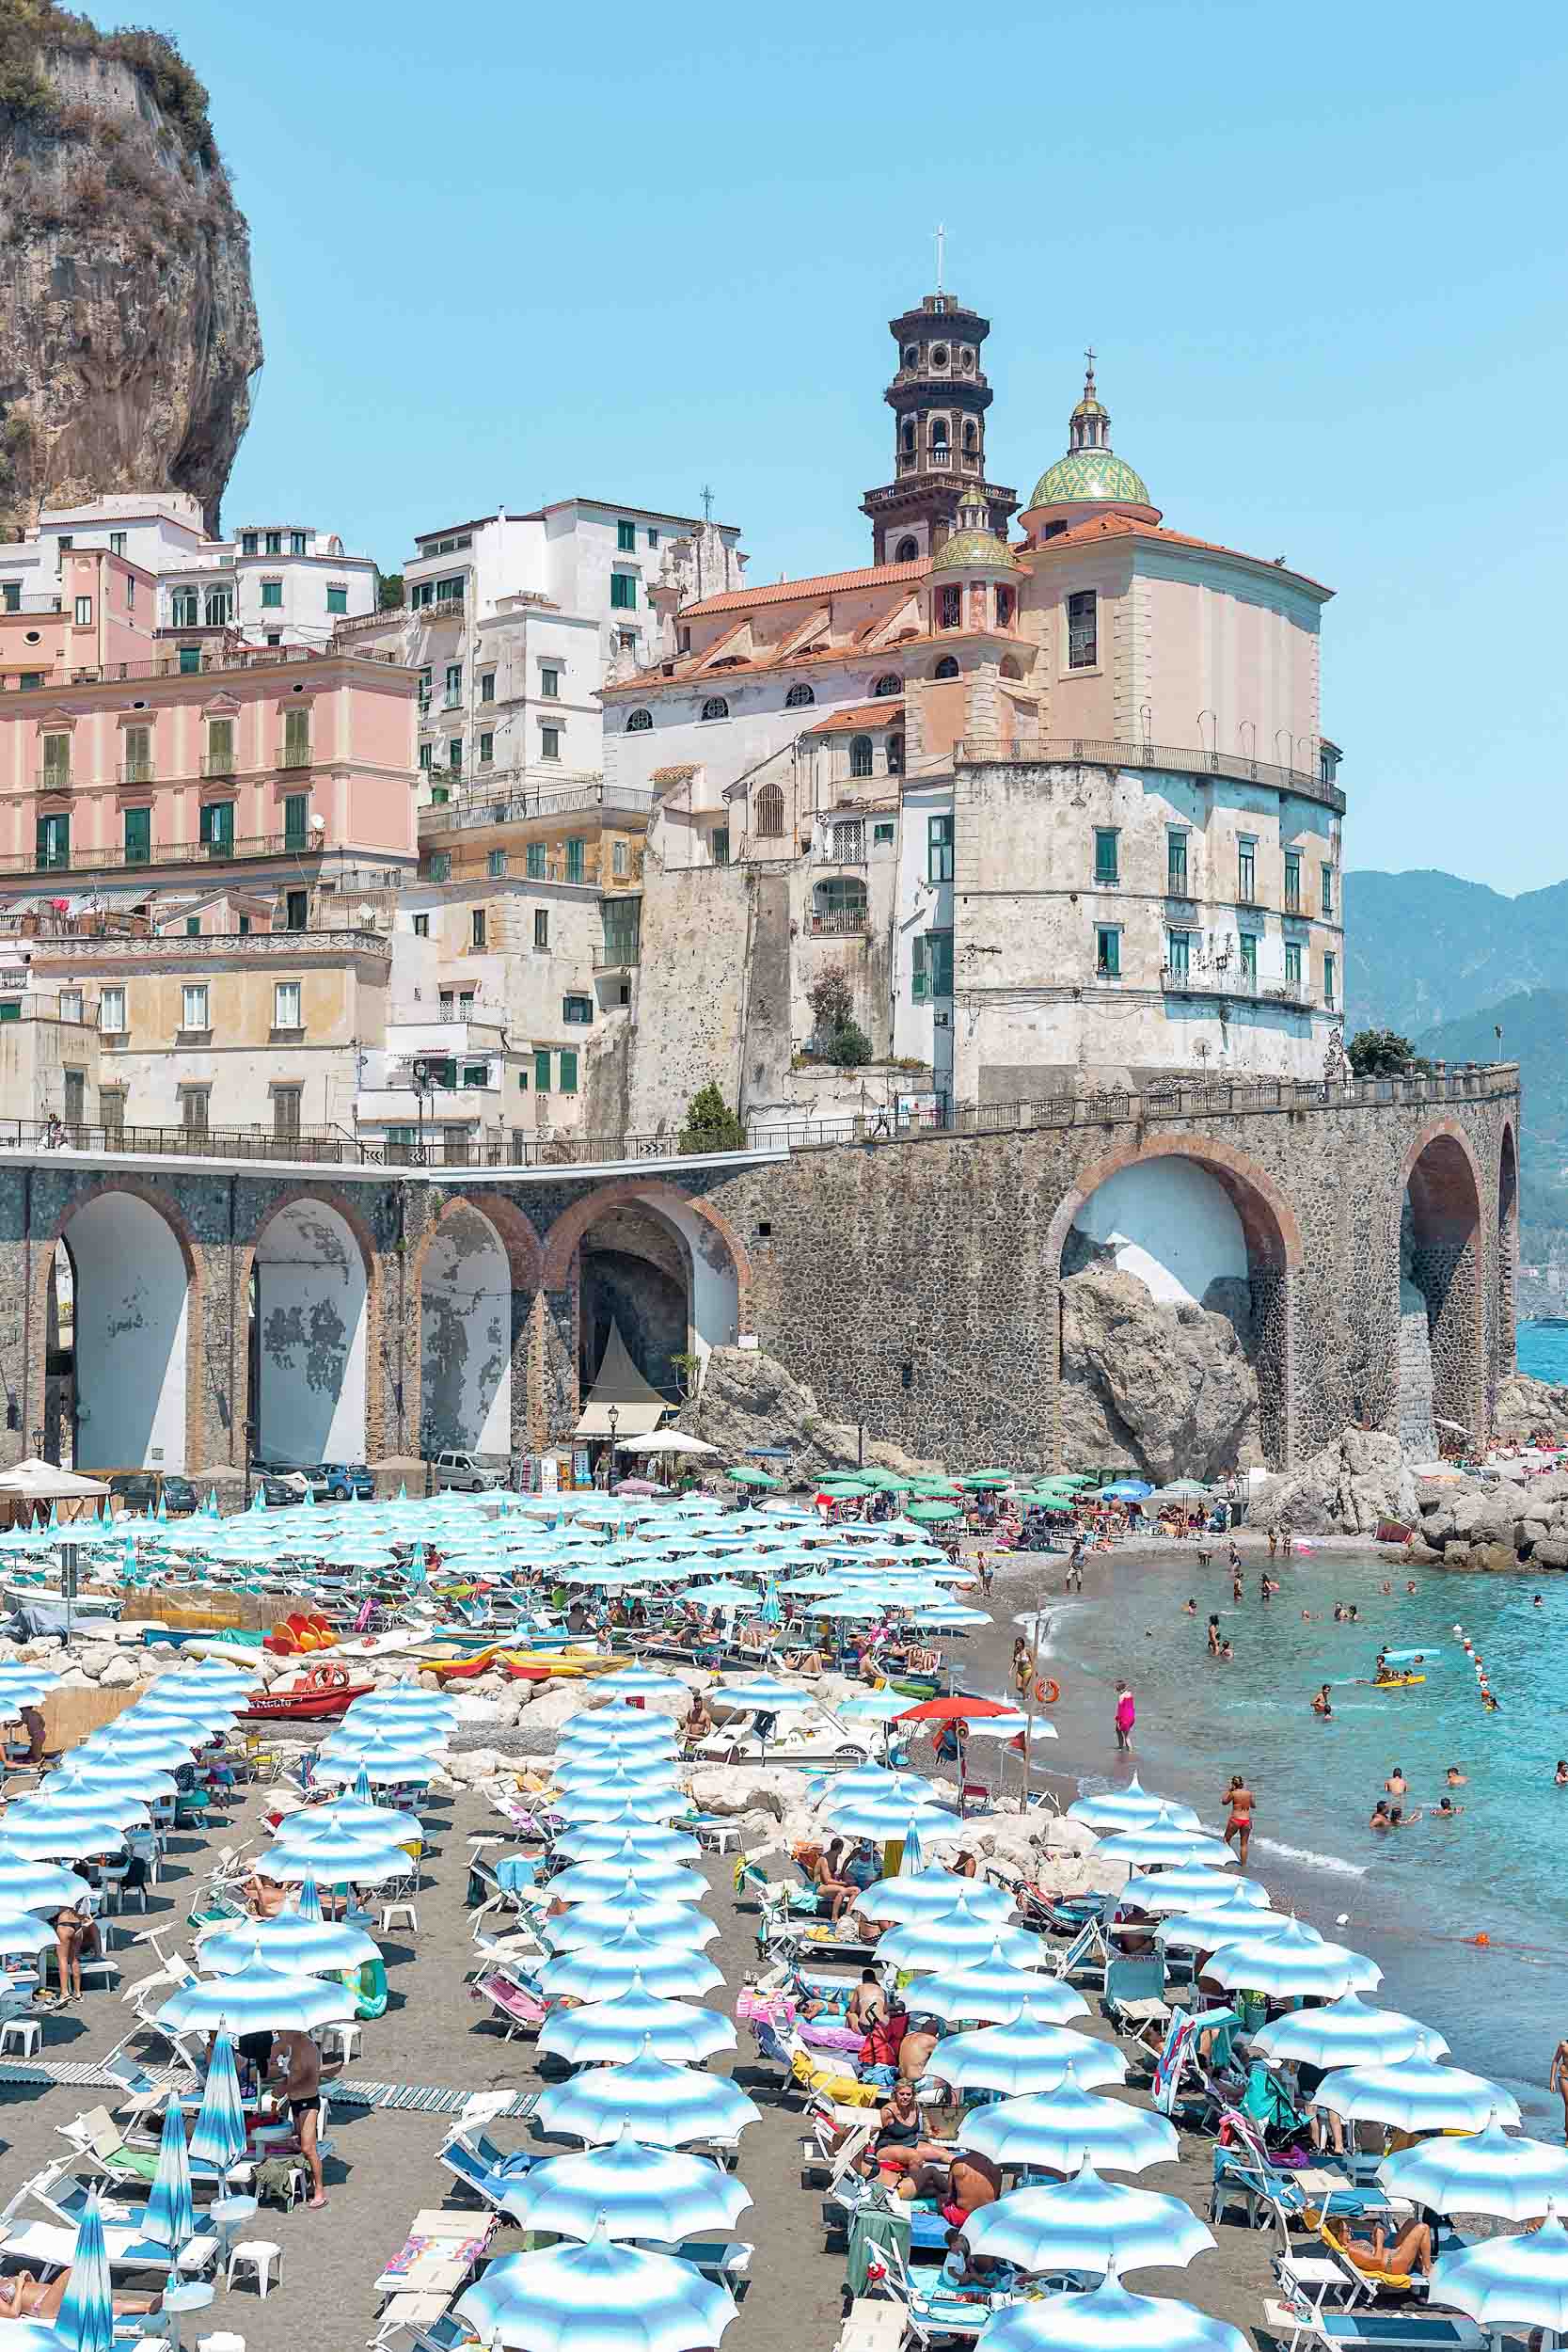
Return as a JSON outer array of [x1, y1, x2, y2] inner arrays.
[[250, 1198, 371, 1467], [420, 1201, 513, 1457], [45, 1190, 194, 1472], [1401, 1130, 1483, 1451]]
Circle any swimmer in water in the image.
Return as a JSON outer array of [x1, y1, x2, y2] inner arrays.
[[1231, 1573, 1243, 1603], [1381, 1581, 1392, 1596], [1385, 1765, 1407, 1795], [1183, 1597, 1197, 1615], [1433, 1796, 1462, 1820], [1406, 1581, 1418, 1596], [1207, 1614, 1221, 1656], [1535, 1595, 1544, 1609], [1446, 1766, 1467, 1787], [1333, 1602, 1344, 1622], [1218, 1639, 1234, 1662], [1555, 1761, 1568, 1787], [1223, 1774, 1255, 1865], [1313, 1684, 1333, 1718]]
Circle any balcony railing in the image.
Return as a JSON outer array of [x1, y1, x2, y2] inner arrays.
[[277, 740, 311, 769], [808, 909, 871, 936], [0, 831, 339, 882], [593, 945, 641, 971], [118, 761, 154, 787], [412, 596, 465, 619], [35, 771, 71, 794], [1, 644, 407, 691], [951, 736, 1347, 817], [418, 780, 654, 833], [0, 596, 63, 616], [201, 753, 235, 778], [1161, 963, 1311, 1005]]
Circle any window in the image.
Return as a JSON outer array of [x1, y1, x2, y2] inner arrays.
[[1239, 932, 1259, 982], [412, 913, 429, 937], [534, 908, 549, 948], [939, 584, 962, 629], [480, 672, 495, 704], [995, 585, 1015, 629], [1284, 939, 1302, 986], [265, 632, 280, 646], [1094, 827, 1119, 885], [199, 801, 234, 852], [73, 595, 92, 627], [559, 1048, 578, 1094], [647, 526, 658, 548], [832, 818, 864, 863], [291, 531, 307, 555], [1323, 951, 1337, 1008], [1322, 861, 1334, 918], [612, 839, 627, 878], [181, 1088, 210, 1135], [1282, 850, 1301, 912], [871, 674, 901, 699], [479, 731, 494, 765], [285, 888, 308, 931], [617, 519, 636, 552], [283, 792, 309, 849], [445, 662, 462, 707], [873, 819, 895, 846], [911, 930, 954, 1000], [1166, 929, 1192, 978], [430, 851, 451, 882], [40, 731, 70, 787], [109, 532, 126, 557], [1237, 836, 1257, 901], [181, 983, 209, 1033], [931, 418, 949, 453], [461, 1062, 487, 1089], [754, 782, 784, 837], [895, 535, 919, 561], [527, 844, 546, 882], [238, 914, 250, 934], [274, 981, 302, 1030], [1167, 831, 1189, 895], [784, 683, 815, 708], [540, 726, 561, 761], [540, 666, 560, 699], [602, 898, 641, 968], [325, 585, 347, 615], [848, 735, 874, 778], [711, 826, 730, 866], [261, 580, 282, 609], [205, 720, 233, 776], [816, 877, 866, 921], [0, 1000, 18, 1023], [565, 838, 585, 884], [610, 572, 637, 610], [700, 695, 728, 721], [1067, 590, 1098, 669], [178, 644, 201, 675], [933, 655, 959, 680], [534, 1048, 552, 1093], [100, 1088, 125, 1137], [204, 588, 230, 627], [98, 985, 125, 1035], [448, 739, 462, 771], [928, 813, 954, 882], [281, 706, 310, 766], [562, 994, 593, 1025], [626, 707, 653, 732], [122, 807, 150, 865], [273, 1087, 302, 1142], [170, 587, 198, 626], [264, 532, 282, 556], [487, 848, 506, 879], [1096, 926, 1121, 977], [36, 811, 69, 871], [241, 532, 258, 556], [0, 583, 17, 612], [62, 1068, 85, 1125]]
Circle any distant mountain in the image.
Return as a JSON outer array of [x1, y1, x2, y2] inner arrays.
[[1417, 989, 1568, 1250], [1346, 870, 1568, 1035]]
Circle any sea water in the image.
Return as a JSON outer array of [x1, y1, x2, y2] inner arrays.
[[1027, 1549, 1566, 2121], [1517, 1319, 1568, 1386]]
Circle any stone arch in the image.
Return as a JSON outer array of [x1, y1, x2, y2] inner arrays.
[[1497, 1121, 1518, 1375], [411, 1196, 539, 1459], [34, 1182, 200, 1473], [247, 1189, 378, 1468], [1395, 1120, 1485, 1451], [1044, 1136, 1301, 1471]]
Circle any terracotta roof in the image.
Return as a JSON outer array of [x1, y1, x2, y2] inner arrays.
[[603, 631, 943, 698], [1030, 513, 1333, 597], [680, 558, 928, 618], [801, 700, 905, 736], [651, 763, 699, 784]]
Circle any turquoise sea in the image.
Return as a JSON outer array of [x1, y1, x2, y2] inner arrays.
[[1518, 1318, 1568, 1386]]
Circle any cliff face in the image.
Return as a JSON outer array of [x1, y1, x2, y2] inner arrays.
[[0, 16, 261, 533]]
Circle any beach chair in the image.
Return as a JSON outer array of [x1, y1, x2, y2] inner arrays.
[[436, 2119, 534, 2210], [467, 1963, 546, 2042], [867, 2238, 1013, 2346], [1101, 1949, 1172, 2051]]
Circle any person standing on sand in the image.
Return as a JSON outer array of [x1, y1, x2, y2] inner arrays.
[[1114, 1680, 1135, 1753], [1268, 1528, 1278, 1561], [1223, 1774, 1255, 1865]]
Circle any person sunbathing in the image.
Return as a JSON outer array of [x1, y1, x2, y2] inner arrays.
[[874, 2081, 950, 2182], [0, 2267, 157, 2321], [1323, 2212, 1435, 2280], [807, 1839, 859, 1923]]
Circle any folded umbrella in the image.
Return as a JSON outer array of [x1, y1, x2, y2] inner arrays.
[[140, 2093, 195, 2257], [186, 2027, 246, 2171]]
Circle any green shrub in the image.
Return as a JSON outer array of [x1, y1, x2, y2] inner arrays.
[[678, 1083, 747, 1154]]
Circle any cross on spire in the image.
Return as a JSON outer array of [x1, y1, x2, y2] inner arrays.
[[1084, 344, 1097, 391], [699, 484, 714, 524], [934, 223, 945, 294]]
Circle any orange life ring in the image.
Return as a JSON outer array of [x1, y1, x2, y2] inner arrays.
[[1034, 1677, 1061, 1706], [304, 1663, 349, 1691]]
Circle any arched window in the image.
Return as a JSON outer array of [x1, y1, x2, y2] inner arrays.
[[902, 344, 918, 369], [700, 696, 728, 722], [963, 419, 977, 452], [754, 782, 784, 836], [995, 585, 1015, 630], [999, 655, 1023, 681], [901, 421, 915, 454], [887, 733, 905, 776], [848, 735, 874, 778], [939, 585, 962, 630], [895, 537, 919, 563], [930, 419, 949, 453], [872, 674, 901, 698], [784, 682, 815, 708], [625, 707, 653, 732], [815, 876, 867, 923], [934, 655, 960, 681]]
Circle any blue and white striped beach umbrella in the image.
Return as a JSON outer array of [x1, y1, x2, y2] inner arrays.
[[55, 2185, 114, 2352], [551, 1788, 688, 1828], [1154, 1906, 1292, 1953], [552, 1822, 703, 1867], [76, 1727, 202, 1771], [558, 1713, 679, 1753], [538, 1976, 736, 2069], [551, 1756, 684, 1798], [858, 1867, 1014, 1927], [1068, 1781, 1200, 1832], [261, 1831, 411, 1885], [1380, 2117, 1568, 2218], [58, 1761, 178, 1802], [928, 2015, 1128, 2096], [542, 1897, 721, 1956], [0, 1850, 91, 1914], [0, 1816, 126, 1861], [539, 1925, 724, 2005], [595, 1667, 693, 1703], [1122, 1867, 1268, 1915], [974, 2271, 1246, 2352], [542, 1857, 709, 1908], [156, 1952, 353, 2036], [965, 2162, 1215, 2277], [904, 1949, 1092, 2026], [455, 2228, 736, 2352], [1314, 2058, 1514, 2133], [1429, 2208, 1568, 2329], [498, 2122, 751, 2240], [817, 1790, 954, 1843], [533, 2043, 758, 2150], [8, 1788, 148, 1832], [141, 2095, 195, 2257], [187, 2029, 247, 2173], [276, 1798, 420, 1844], [1202, 1917, 1381, 1999], [1252, 1994, 1448, 2070], [963, 2082, 1180, 2174], [199, 1910, 380, 1978], [0, 1909, 61, 1959], [876, 1896, 1047, 1975], [1095, 1817, 1233, 1869]]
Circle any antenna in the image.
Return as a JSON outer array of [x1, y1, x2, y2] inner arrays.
[[934, 222, 945, 294]]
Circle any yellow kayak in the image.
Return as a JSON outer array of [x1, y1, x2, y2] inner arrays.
[[1372, 1673, 1427, 1689]]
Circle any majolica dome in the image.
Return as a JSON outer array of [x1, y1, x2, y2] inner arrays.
[[929, 485, 1022, 573], [1025, 353, 1156, 518]]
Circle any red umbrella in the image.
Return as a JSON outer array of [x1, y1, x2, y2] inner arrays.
[[896, 1694, 1019, 1723]]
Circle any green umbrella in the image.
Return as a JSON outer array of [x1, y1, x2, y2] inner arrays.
[[906, 1500, 964, 1524], [959, 1472, 1015, 1491], [726, 1466, 782, 1489], [818, 1479, 873, 1498], [1025, 1497, 1076, 1516]]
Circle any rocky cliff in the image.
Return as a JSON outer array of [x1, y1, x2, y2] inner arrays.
[[1252, 1427, 1418, 1537], [0, 12, 261, 532], [1057, 1264, 1261, 1484], [674, 1344, 945, 1480]]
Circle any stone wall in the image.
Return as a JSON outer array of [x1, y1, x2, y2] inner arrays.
[[623, 864, 752, 1136]]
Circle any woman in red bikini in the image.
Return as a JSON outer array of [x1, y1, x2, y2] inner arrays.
[[1223, 1774, 1255, 1867]]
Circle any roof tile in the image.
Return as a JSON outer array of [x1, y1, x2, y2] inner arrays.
[[680, 557, 928, 618]]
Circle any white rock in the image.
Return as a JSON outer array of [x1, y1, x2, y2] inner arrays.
[[99, 1658, 144, 1690], [75, 1645, 117, 1681]]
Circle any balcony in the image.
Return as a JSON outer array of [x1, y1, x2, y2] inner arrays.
[[118, 760, 154, 787], [1, 644, 407, 693], [1284, 892, 1305, 916], [418, 779, 655, 833], [950, 735, 1347, 818], [593, 945, 641, 972], [34, 771, 71, 794], [1162, 963, 1311, 1007], [441, 690, 462, 710], [277, 739, 312, 769], [201, 752, 236, 779], [0, 596, 63, 616], [413, 596, 465, 621], [0, 831, 338, 882], [808, 909, 871, 938]]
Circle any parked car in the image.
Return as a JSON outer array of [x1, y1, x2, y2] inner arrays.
[[257, 1471, 308, 1507], [304, 1463, 375, 1502], [430, 1450, 502, 1493], [107, 1471, 199, 1518]]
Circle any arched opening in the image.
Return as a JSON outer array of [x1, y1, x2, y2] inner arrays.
[[848, 735, 874, 778], [894, 537, 919, 563], [1498, 1125, 1518, 1373], [784, 682, 815, 709], [578, 1202, 692, 1407], [1401, 1132, 1482, 1454], [1053, 1147, 1295, 1475], [753, 782, 784, 837], [934, 654, 960, 680], [420, 1203, 511, 1459], [47, 1192, 192, 1472], [251, 1199, 369, 1468]]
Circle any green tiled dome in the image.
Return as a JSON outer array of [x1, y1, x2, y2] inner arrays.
[[931, 521, 1020, 572], [1030, 448, 1149, 508]]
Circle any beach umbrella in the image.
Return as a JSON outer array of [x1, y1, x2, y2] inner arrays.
[[553, 1822, 703, 1868], [807, 1764, 932, 1804], [141, 2094, 195, 2257], [903, 1947, 1092, 2026], [551, 1788, 687, 1827], [558, 1721, 679, 1761], [928, 2015, 1128, 2096], [1429, 2210, 1568, 2333], [542, 1899, 721, 1956], [817, 1789, 954, 1843], [725, 1467, 781, 1488], [261, 1831, 412, 1885], [876, 1899, 1048, 1975], [55, 2185, 114, 2352], [1154, 1906, 1293, 1953], [454, 2226, 736, 2352], [1202, 1918, 1381, 1999], [499, 2123, 751, 2243], [539, 1926, 724, 2006], [0, 1817, 125, 1861], [1123, 1868, 1269, 1915], [965, 2162, 1216, 2277], [857, 1868, 1014, 1928], [0, 1850, 91, 1914], [962, 2082, 1180, 2174], [55, 1758, 178, 1802], [1252, 1995, 1449, 2071], [539, 1977, 736, 2069], [8, 1788, 148, 1832], [186, 2028, 246, 2170], [0, 1909, 62, 1959], [533, 2043, 758, 2150], [155, 1952, 354, 2036], [277, 1797, 421, 1844], [1095, 1819, 1233, 1870], [896, 1693, 1021, 1725], [1068, 1779, 1201, 1834], [311, 1745, 443, 1788], [712, 1675, 814, 1714], [76, 1727, 202, 1771], [1313, 2058, 1513, 2133], [1101, 1481, 1154, 1501], [1379, 2118, 1568, 2219], [974, 2272, 1245, 2352], [544, 1857, 709, 1907], [597, 1667, 693, 1703], [905, 1501, 964, 1523], [199, 1909, 380, 1978]]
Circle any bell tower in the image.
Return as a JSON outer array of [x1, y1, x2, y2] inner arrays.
[[861, 290, 1018, 565]]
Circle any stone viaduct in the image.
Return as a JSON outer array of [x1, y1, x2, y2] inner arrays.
[[0, 1063, 1519, 1479]]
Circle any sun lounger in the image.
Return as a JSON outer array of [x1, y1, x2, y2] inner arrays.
[[1263, 2295, 1484, 2352], [436, 2123, 535, 2211], [869, 2239, 1012, 2346], [0, 2212, 217, 2278], [1101, 1950, 1172, 2050], [467, 1963, 546, 2041]]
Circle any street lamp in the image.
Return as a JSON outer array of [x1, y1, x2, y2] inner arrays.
[[605, 1403, 620, 1489]]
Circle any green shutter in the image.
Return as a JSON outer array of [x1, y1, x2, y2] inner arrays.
[[534, 1049, 552, 1092], [123, 807, 150, 864], [559, 1049, 578, 1093], [283, 793, 308, 848]]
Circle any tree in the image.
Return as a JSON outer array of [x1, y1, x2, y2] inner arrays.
[[1348, 1027, 1427, 1077], [377, 572, 404, 612], [832, 1019, 873, 1069], [679, 1083, 747, 1154], [805, 964, 854, 1041]]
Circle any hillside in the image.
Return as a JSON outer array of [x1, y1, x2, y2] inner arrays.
[[1417, 989, 1568, 1252], [1346, 870, 1568, 1035]]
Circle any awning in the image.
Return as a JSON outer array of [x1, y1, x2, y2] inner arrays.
[[574, 1319, 670, 1439]]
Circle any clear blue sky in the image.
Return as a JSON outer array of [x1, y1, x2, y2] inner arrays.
[[145, 0, 1568, 893]]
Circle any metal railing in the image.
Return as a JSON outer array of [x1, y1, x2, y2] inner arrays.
[[118, 761, 154, 787], [3, 644, 405, 692], [0, 595, 63, 615], [806, 909, 871, 936], [34, 771, 71, 793], [200, 753, 236, 778], [418, 779, 652, 832], [953, 735, 1346, 815], [277, 740, 312, 768], [1161, 964, 1311, 1005], [0, 831, 337, 881]]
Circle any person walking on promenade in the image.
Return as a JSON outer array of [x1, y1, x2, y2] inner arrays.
[[1114, 1680, 1135, 1753]]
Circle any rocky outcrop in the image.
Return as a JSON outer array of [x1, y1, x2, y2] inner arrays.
[[675, 1345, 946, 1480], [1493, 1373, 1568, 1449], [0, 18, 261, 532], [1252, 1427, 1418, 1536], [1056, 1265, 1260, 1485]]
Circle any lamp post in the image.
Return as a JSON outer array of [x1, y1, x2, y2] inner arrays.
[[605, 1403, 619, 1490]]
